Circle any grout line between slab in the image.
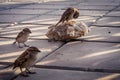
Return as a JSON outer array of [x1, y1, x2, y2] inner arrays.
[[91, 24, 120, 28], [34, 65, 120, 73], [36, 41, 67, 62], [0, 37, 120, 43], [0, 2, 120, 80], [0, 3, 36, 11], [90, 4, 120, 26], [1, 62, 120, 74]]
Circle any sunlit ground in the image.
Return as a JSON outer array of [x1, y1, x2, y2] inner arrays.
[[0, 0, 120, 80]]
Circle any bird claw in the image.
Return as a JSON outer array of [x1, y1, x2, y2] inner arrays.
[[28, 71, 36, 74], [20, 73, 29, 77], [48, 39, 52, 42], [24, 44, 29, 47], [19, 46, 23, 48]]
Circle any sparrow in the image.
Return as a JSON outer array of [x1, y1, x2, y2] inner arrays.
[[13, 28, 31, 48], [55, 7, 79, 26], [13, 46, 41, 77]]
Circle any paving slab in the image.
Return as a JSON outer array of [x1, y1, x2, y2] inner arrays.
[[0, 24, 48, 38], [0, 8, 53, 23], [39, 0, 79, 5], [115, 6, 120, 10], [0, 38, 62, 63], [107, 11, 120, 16], [78, 0, 120, 2], [0, 8, 51, 15], [93, 17, 120, 26], [0, 37, 62, 80], [0, 0, 120, 80], [37, 41, 120, 70], [14, 68, 116, 80], [17, 4, 69, 10], [0, 3, 35, 11], [0, 23, 10, 29], [21, 15, 98, 26], [75, 5, 114, 10], [22, 15, 59, 25], [0, 14, 35, 22], [83, 26, 120, 42], [79, 1, 119, 6], [48, 10, 107, 16], [0, 69, 15, 80]]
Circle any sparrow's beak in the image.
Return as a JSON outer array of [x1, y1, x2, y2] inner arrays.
[[29, 30, 32, 33], [37, 49, 41, 52], [33, 49, 41, 52]]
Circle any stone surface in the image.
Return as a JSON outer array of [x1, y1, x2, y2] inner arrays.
[[38, 42, 120, 70], [83, 26, 120, 42], [15, 68, 115, 80], [22, 15, 98, 26], [75, 5, 114, 10], [22, 15, 59, 25], [0, 8, 51, 15], [0, 38, 62, 63], [0, 15, 35, 22], [93, 17, 120, 26], [0, 0, 120, 80], [107, 11, 120, 16], [78, 1, 119, 6], [48, 10, 107, 16], [18, 4, 69, 9], [115, 6, 120, 10], [0, 24, 48, 38]]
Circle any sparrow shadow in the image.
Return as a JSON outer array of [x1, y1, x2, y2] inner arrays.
[[0, 70, 17, 80], [0, 39, 27, 60]]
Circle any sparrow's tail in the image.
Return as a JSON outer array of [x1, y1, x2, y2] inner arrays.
[[13, 41, 16, 45], [0, 63, 14, 70], [55, 21, 60, 27], [13, 65, 17, 70]]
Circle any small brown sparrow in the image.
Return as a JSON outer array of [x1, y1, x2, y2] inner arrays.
[[13, 28, 31, 48], [13, 46, 41, 77], [55, 7, 79, 26]]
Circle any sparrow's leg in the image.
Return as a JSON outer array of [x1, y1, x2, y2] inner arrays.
[[13, 41, 16, 45], [23, 43, 29, 47], [20, 73, 29, 77], [26, 68, 36, 74], [20, 66, 23, 73], [48, 39, 53, 42], [18, 43, 23, 48], [20, 67, 29, 77]]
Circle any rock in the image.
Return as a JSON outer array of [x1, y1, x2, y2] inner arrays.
[[46, 20, 90, 41]]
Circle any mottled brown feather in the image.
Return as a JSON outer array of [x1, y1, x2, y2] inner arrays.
[[55, 7, 79, 26]]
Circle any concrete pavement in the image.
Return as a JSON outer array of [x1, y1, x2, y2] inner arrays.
[[0, 0, 120, 80]]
